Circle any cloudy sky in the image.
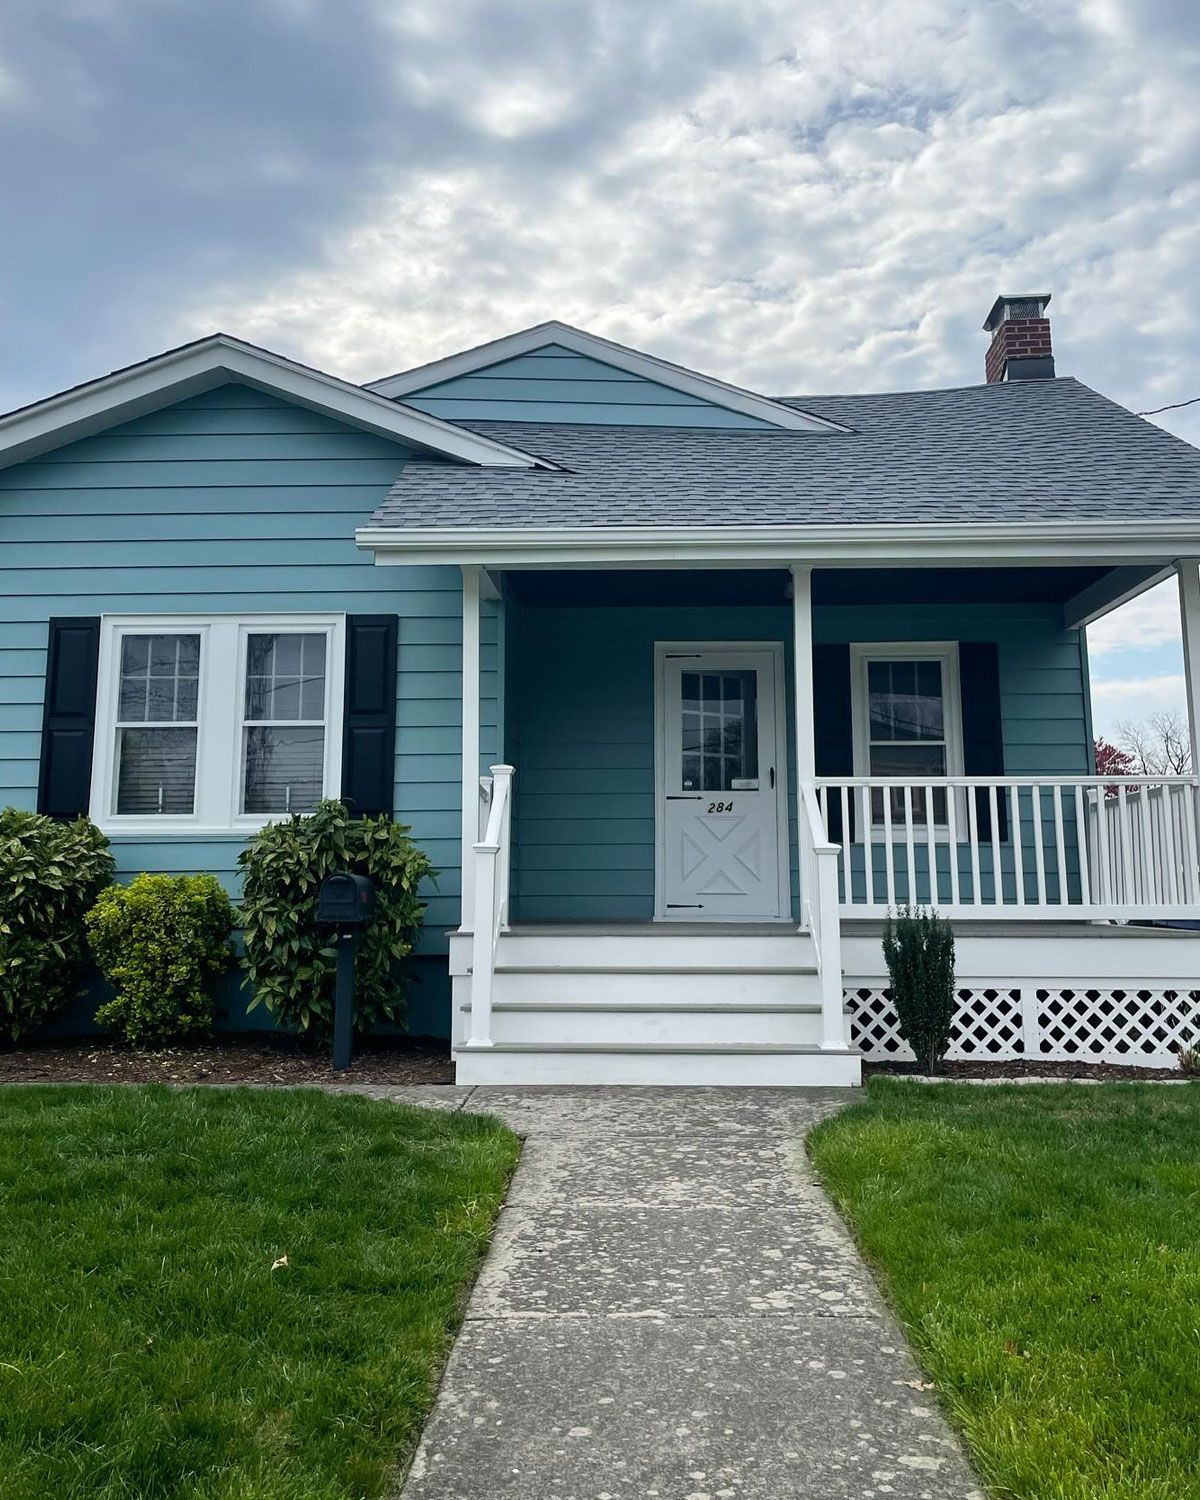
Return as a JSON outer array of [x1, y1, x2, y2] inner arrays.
[[3, 0, 1198, 739]]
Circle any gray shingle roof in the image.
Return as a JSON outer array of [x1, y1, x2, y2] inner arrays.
[[369, 378, 1200, 530]]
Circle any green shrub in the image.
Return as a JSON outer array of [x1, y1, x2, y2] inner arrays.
[[882, 904, 957, 1074], [238, 799, 435, 1042], [0, 809, 115, 1041], [87, 873, 235, 1043]]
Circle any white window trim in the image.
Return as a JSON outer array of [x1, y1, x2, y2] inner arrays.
[[90, 613, 346, 837], [849, 642, 964, 826]]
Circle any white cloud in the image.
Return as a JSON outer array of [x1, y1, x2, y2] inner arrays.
[[1087, 579, 1181, 658], [1090, 673, 1187, 738], [168, 0, 1200, 417]]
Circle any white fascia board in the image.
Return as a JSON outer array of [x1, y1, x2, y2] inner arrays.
[[357, 519, 1200, 569], [365, 320, 848, 435], [0, 334, 547, 472]]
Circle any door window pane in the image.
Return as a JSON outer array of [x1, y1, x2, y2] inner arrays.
[[114, 632, 201, 815], [680, 669, 758, 791], [241, 632, 328, 814]]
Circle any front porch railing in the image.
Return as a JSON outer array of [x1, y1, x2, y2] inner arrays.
[[814, 776, 1200, 919], [464, 764, 514, 1047]]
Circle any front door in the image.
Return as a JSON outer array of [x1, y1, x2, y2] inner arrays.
[[656, 644, 788, 920]]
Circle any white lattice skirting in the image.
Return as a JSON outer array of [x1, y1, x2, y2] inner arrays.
[[847, 984, 1200, 1066]]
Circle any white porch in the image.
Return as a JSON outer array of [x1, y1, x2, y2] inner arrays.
[[448, 561, 1200, 1086]]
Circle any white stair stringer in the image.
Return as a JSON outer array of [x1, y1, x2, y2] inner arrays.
[[448, 926, 860, 1086]]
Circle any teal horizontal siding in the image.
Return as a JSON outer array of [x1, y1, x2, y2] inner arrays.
[[0, 485, 401, 516], [0, 382, 466, 1008], [513, 598, 1091, 923], [401, 342, 776, 428], [0, 459, 409, 489], [410, 399, 772, 428]]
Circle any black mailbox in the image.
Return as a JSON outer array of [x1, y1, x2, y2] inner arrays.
[[317, 872, 375, 927]]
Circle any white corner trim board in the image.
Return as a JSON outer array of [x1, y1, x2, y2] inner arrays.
[[364, 319, 848, 434], [0, 333, 549, 472]]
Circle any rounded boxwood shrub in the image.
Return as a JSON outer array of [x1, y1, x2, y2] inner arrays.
[[238, 799, 435, 1042], [87, 873, 235, 1043], [0, 808, 114, 1042]]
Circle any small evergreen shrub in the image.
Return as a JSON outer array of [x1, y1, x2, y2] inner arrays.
[[882, 904, 957, 1074], [0, 809, 114, 1041], [87, 874, 235, 1043], [238, 799, 435, 1043]]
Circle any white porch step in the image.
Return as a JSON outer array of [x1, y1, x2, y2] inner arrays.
[[459, 999, 824, 1046], [458, 927, 815, 974], [453, 1041, 862, 1088], [490, 968, 816, 1007]]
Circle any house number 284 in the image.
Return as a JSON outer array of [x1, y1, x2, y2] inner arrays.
[[707, 801, 735, 813]]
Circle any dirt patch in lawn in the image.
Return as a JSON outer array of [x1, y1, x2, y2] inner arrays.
[[0, 1034, 454, 1087], [865, 1057, 1186, 1080]]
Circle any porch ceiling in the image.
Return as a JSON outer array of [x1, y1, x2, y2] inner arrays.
[[504, 565, 1111, 608]]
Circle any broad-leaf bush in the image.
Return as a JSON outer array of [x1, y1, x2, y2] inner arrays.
[[239, 800, 435, 1041], [0, 809, 114, 1041], [87, 873, 235, 1043]]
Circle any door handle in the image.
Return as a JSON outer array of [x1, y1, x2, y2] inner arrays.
[[769, 767, 775, 789]]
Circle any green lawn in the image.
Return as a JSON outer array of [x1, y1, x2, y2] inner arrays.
[[0, 1086, 519, 1500], [808, 1079, 1200, 1500]]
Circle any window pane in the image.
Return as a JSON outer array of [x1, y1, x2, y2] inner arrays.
[[869, 742, 947, 777], [244, 633, 326, 722], [242, 726, 325, 814], [119, 633, 200, 724], [116, 727, 197, 814], [868, 657, 944, 743], [681, 668, 758, 791]]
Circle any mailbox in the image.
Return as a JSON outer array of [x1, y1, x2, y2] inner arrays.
[[317, 872, 376, 927]]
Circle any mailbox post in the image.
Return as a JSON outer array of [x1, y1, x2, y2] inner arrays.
[[316, 873, 376, 1071]]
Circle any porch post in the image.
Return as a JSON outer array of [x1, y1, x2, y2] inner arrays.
[[790, 564, 817, 783], [460, 564, 481, 931], [1176, 561, 1200, 780]]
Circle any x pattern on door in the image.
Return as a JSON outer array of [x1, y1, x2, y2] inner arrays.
[[679, 812, 765, 897]]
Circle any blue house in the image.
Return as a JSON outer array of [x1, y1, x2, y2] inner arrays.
[[5, 294, 1200, 1085]]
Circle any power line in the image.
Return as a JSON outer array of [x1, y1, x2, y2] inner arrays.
[[1137, 395, 1200, 416]]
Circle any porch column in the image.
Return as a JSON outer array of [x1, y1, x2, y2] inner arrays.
[[1177, 561, 1200, 780], [460, 564, 481, 931], [789, 563, 817, 782]]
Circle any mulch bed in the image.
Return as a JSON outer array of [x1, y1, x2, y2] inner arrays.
[[865, 1058, 1188, 1081], [0, 1034, 454, 1087]]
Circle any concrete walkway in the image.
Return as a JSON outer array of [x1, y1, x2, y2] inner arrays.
[[362, 1086, 983, 1500]]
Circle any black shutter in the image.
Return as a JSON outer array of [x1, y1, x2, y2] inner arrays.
[[812, 643, 855, 839], [37, 617, 101, 819], [341, 614, 398, 818], [959, 641, 1007, 840]]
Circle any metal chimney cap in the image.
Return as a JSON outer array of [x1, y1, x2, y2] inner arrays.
[[983, 292, 1052, 331]]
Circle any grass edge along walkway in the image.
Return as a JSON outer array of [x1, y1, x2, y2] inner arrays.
[[0, 1084, 519, 1500], [807, 1078, 1200, 1500]]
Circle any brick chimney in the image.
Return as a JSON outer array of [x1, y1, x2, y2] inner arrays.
[[983, 293, 1054, 382]]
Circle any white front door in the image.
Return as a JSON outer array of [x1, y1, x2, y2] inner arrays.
[[656, 644, 789, 921]]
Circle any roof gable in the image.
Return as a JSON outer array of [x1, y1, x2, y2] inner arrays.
[[0, 334, 548, 474], [366, 321, 846, 433]]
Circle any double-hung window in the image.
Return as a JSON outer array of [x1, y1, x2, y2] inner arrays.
[[850, 643, 963, 826], [91, 615, 345, 834]]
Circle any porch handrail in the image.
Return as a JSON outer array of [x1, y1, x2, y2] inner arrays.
[[466, 764, 514, 1048], [813, 774, 1200, 919], [799, 782, 849, 1050]]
